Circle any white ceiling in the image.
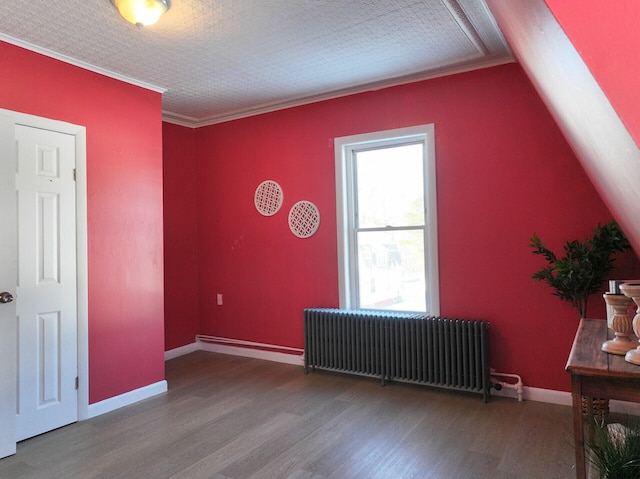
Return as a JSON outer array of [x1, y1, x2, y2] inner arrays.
[[0, 0, 513, 127]]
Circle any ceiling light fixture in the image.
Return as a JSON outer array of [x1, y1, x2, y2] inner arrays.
[[111, 0, 170, 27]]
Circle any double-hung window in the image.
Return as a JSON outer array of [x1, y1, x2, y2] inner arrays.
[[334, 124, 439, 314]]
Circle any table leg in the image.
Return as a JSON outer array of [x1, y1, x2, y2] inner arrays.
[[571, 374, 586, 479]]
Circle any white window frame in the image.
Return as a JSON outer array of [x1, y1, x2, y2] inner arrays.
[[334, 124, 439, 314]]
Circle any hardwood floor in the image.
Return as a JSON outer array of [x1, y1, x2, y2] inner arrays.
[[0, 351, 576, 478]]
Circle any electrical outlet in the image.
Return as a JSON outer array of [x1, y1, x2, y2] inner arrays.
[[217, 293, 223, 305]]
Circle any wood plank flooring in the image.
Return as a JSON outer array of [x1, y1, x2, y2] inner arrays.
[[0, 351, 577, 478]]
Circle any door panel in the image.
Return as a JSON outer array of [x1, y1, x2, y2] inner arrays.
[[15, 125, 77, 442], [0, 115, 17, 458]]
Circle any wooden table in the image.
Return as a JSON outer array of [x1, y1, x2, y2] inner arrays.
[[565, 318, 640, 479]]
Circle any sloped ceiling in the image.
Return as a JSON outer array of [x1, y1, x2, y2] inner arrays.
[[487, 0, 640, 255], [0, 0, 512, 127]]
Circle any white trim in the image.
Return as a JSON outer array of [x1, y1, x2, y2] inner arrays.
[[87, 380, 168, 418], [334, 124, 439, 314], [198, 342, 304, 366], [164, 337, 305, 366], [0, 33, 167, 94], [0, 114, 17, 459], [162, 58, 514, 128], [491, 385, 640, 414], [611, 399, 640, 416], [196, 335, 303, 354], [491, 385, 573, 405], [74, 131, 90, 421], [164, 342, 200, 361], [167, 342, 638, 412], [0, 108, 90, 424]]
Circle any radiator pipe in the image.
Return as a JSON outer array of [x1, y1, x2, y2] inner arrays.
[[490, 371, 523, 402]]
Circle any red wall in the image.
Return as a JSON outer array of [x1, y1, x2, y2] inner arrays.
[[163, 123, 199, 350], [175, 63, 639, 392], [545, 0, 640, 149], [0, 41, 165, 403]]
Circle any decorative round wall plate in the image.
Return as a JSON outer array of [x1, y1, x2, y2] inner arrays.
[[288, 200, 320, 238], [254, 180, 283, 216]]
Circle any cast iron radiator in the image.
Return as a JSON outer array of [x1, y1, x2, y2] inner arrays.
[[303, 308, 491, 401]]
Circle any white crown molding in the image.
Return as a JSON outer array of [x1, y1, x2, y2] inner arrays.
[[162, 57, 515, 128], [161, 110, 201, 128], [0, 30, 512, 130], [0, 33, 167, 94]]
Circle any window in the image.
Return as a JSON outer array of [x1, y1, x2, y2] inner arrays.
[[335, 124, 439, 314]]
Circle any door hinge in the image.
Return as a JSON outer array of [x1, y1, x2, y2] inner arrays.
[[73, 168, 77, 181], [75, 376, 79, 390]]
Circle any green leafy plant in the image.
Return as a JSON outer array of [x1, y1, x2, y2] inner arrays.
[[530, 221, 631, 318], [588, 420, 640, 479]]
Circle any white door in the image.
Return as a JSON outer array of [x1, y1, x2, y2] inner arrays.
[[0, 115, 18, 458], [14, 124, 78, 441]]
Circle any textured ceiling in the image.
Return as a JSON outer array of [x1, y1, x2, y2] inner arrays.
[[0, 0, 512, 127]]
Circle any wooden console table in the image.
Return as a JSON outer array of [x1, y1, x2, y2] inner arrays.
[[565, 318, 640, 479]]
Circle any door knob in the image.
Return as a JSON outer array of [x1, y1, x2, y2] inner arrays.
[[0, 292, 14, 304]]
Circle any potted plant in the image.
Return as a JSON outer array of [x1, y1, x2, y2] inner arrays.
[[588, 420, 640, 478], [530, 221, 631, 318], [530, 221, 632, 420]]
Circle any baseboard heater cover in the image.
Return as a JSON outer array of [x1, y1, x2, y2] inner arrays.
[[303, 308, 491, 401]]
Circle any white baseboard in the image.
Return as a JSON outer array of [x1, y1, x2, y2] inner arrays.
[[491, 384, 640, 415], [198, 341, 305, 366], [165, 343, 573, 409], [87, 341, 297, 421], [165, 343, 575, 406], [610, 400, 640, 416], [165, 342, 200, 360], [165, 341, 640, 414], [164, 338, 305, 367], [522, 386, 572, 406], [87, 380, 168, 418]]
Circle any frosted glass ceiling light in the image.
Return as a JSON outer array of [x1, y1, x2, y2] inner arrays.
[[112, 0, 170, 27]]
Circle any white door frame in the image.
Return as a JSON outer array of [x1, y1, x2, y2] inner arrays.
[[0, 108, 89, 424]]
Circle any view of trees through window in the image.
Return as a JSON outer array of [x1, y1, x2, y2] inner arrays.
[[354, 142, 427, 311]]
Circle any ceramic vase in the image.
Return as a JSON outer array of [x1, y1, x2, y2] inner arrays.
[[601, 293, 635, 355], [619, 283, 640, 365]]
